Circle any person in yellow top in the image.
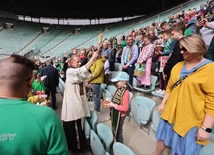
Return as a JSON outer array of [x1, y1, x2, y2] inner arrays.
[[27, 92, 50, 106], [27, 93, 40, 104], [150, 34, 214, 155], [87, 49, 106, 115]]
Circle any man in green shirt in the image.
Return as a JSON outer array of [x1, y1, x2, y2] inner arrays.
[[0, 55, 68, 155]]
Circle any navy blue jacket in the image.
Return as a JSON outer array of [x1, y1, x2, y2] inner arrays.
[[41, 65, 59, 89]]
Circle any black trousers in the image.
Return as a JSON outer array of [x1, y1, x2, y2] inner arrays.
[[109, 60, 115, 71], [122, 64, 135, 91], [63, 119, 88, 153], [46, 86, 56, 109], [116, 116, 126, 143]]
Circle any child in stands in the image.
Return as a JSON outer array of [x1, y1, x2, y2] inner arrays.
[[155, 30, 174, 95], [32, 73, 46, 95], [162, 22, 185, 84], [137, 35, 154, 89], [161, 29, 175, 56], [103, 53, 110, 85], [154, 45, 166, 95], [104, 72, 130, 143]]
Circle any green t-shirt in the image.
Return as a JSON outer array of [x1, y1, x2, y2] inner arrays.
[[121, 40, 127, 48], [32, 80, 46, 92], [59, 62, 64, 72], [184, 28, 192, 37], [0, 98, 68, 155]]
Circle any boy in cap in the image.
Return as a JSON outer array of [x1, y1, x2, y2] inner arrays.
[[104, 71, 130, 143]]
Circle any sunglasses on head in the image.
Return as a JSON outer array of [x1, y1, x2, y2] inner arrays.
[[180, 47, 187, 52]]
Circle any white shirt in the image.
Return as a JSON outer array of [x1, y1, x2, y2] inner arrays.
[[104, 60, 110, 75]]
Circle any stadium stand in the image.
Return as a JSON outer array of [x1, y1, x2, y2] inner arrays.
[[0, 0, 204, 58], [1, 0, 214, 154]]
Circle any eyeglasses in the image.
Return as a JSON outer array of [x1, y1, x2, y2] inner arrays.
[[180, 47, 187, 52]]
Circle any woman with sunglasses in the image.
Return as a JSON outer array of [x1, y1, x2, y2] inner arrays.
[[149, 34, 214, 155]]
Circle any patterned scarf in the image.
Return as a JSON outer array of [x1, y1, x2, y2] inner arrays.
[[112, 87, 127, 105], [125, 46, 133, 63], [111, 86, 127, 140]]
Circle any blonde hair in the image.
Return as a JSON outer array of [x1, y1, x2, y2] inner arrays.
[[179, 34, 207, 60]]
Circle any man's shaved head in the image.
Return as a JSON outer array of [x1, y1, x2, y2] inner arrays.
[[0, 54, 37, 91]]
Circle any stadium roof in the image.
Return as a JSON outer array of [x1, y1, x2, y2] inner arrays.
[[0, 0, 189, 19]]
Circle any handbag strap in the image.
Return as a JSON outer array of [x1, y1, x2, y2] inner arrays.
[[172, 62, 211, 89]]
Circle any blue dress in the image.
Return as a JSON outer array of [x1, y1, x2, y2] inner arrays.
[[156, 59, 212, 155]]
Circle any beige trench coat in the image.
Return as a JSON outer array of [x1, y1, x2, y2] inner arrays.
[[61, 66, 92, 122]]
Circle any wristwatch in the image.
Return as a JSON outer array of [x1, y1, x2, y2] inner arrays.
[[201, 126, 212, 133]]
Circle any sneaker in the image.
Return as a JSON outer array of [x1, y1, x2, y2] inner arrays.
[[155, 89, 162, 94], [137, 84, 143, 88], [159, 90, 165, 95], [144, 85, 150, 90]]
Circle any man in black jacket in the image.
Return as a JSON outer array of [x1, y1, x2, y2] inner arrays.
[[41, 60, 59, 110], [163, 23, 185, 84], [206, 36, 214, 61]]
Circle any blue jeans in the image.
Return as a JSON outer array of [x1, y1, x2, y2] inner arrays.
[[91, 84, 101, 112]]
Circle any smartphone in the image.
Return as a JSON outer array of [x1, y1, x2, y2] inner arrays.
[[197, 16, 201, 21]]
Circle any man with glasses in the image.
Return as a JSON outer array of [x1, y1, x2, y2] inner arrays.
[[121, 35, 138, 91]]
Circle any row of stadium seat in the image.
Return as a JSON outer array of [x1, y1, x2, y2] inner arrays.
[[0, 0, 206, 58]]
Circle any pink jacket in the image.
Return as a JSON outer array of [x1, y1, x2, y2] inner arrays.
[[137, 44, 154, 63], [115, 90, 130, 117]]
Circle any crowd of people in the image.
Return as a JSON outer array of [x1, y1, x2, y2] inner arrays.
[[0, 0, 214, 155]]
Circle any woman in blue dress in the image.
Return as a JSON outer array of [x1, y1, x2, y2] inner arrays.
[[149, 34, 214, 155]]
